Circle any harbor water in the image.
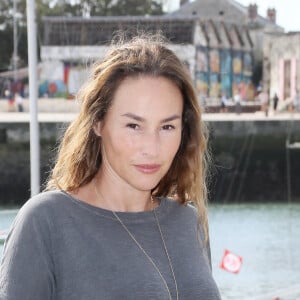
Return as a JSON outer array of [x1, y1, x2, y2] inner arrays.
[[1, 202, 299, 299], [209, 203, 300, 299]]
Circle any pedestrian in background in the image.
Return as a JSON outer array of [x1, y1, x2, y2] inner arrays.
[[259, 91, 269, 117], [5, 89, 15, 112], [220, 92, 228, 113], [0, 34, 221, 300], [15, 92, 24, 112], [273, 92, 279, 112], [234, 89, 242, 114]]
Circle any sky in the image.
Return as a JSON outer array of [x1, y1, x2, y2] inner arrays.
[[164, 0, 300, 32], [237, 0, 300, 32]]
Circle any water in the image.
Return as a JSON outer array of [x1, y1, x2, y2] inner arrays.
[[209, 203, 300, 299], [1, 203, 299, 299], [0, 209, 18, 255]]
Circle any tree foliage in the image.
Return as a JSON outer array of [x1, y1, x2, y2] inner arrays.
[[48, 0, 163, 17], [102, 0, 163, 16], [0, 0, 164, 70], [0, 28, 13, 70]]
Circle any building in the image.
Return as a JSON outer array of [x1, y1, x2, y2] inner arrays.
[[41, 15, 254, 102], [39, 0, 283, 104], [263, 32, 300, 104]]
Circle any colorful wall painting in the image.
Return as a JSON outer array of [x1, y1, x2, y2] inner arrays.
[[195, 72, 209, 97], [221, 74, 232, 98], [243, 52, 253, 77], [209, 73, 221, 98], [194, 46, 255, 100], [220, 49, 232, 97], [208, 48, 221, 97], [232, 75, 242, 96], [195, 46, 209, 98], [209, 49, 220, 73], [232, 51, 243, 75], [195, 47, 208, 72], [242, 76, 255, 100], [38, 80, 67, 98]]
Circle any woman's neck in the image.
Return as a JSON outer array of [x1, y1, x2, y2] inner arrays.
[[93, 176, 153, 212], [70, 174, 155, 212]]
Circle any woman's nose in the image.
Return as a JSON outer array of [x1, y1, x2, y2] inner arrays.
[[140, 131, 160, 157]]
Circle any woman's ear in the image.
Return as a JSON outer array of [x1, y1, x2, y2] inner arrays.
[[93, 121, 102, 137]]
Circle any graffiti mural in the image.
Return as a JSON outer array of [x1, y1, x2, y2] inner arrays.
[[209, 73, 221, 98], [195, 46, 209, 98], [243, 52, 252, 77], [220, 49, 232, 97], [195, 47, 208, 73], [38, 61, 90, 98], [232, 51, 243, 75], [194, 46, 255, 100], [195, 72, 209, 98], [209, 49, 220, 73], [39, 61, 67, 98], [39, 80, 67, 98], [209, 48, 221, 97]]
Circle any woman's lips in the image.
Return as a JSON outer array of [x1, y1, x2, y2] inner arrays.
[[135, 164, 161, 174]]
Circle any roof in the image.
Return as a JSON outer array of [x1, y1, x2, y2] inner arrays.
[[42, 16, 253, 49], [43, 16, 196, 45], [171, 0, 282, 29]]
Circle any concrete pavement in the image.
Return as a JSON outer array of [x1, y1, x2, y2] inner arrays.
[[0, 98, 300, 123], [1, 111, 300, 124]]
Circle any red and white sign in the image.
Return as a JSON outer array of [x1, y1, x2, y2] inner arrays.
[[220, 249, 243, 274]]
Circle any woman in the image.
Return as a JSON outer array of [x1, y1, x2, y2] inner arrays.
[[0, 35, 221, 299]]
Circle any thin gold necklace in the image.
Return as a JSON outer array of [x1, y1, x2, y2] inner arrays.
[[93, 180, 179, 300]]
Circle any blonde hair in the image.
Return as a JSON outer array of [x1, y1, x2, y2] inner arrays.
[[46, 33, 211, 240]]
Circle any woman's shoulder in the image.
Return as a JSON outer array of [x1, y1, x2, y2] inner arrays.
[[162, 197, 196, 209], [4, 191, 69, 246], [23, 189, 68, 207], [16, 190, 70, 222], [161, 197, 198, 219]]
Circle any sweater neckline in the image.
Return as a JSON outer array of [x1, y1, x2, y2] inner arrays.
[[60, 190, 172, 223]]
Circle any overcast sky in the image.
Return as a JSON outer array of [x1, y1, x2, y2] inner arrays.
[[237, 0, 300, 32], [165, 0, 300, 32]]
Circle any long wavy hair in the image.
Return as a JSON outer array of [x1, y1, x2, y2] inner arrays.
[[46, 33, 211, 240]]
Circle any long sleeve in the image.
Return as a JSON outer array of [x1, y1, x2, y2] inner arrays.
[[0, 200, 55, 300]]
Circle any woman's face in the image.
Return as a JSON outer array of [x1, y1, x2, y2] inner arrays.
[[95, 75, 183, 193]]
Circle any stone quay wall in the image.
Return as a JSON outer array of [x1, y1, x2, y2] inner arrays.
[[0, 114, 299, 206]]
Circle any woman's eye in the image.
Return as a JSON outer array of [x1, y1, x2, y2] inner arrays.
[[126, 123, 139, 130], [162, 124, 175, 130]]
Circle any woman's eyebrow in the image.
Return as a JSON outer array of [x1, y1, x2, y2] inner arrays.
[[121, 113, 145, 122], [161, 115, 182, 123], [122, 113, 181, 123]]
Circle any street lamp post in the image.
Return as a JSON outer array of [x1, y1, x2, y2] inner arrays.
[[13, 0, 18, 84], [26, 0, 40, 196]]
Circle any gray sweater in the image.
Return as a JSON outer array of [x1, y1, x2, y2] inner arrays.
[[0, 191, 221, 300]]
